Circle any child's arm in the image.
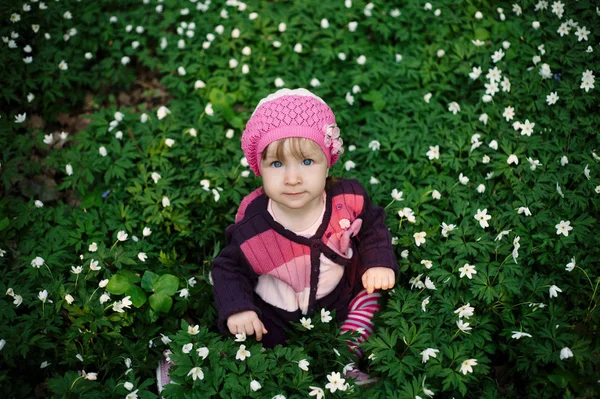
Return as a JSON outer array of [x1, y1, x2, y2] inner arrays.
[[211, 227, 264, 337], [350, 181, 398, 288]]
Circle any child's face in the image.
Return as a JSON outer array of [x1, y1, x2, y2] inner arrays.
[[259, 138, 329, 213]]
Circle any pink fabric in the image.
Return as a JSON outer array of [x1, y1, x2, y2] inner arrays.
[[242, 93, 338, 176], [340, 290, 381, 358], [235, 187, 264, 222], [240, 230, 310, 276]]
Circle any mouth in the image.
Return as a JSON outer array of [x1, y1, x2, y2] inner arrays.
[[284, 192, 304, 196]]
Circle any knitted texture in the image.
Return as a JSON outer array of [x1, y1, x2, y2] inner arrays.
[[242, 91, 339, 176]]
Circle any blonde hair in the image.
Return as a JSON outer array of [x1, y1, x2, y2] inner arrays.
[[261, 137, 323, 162]]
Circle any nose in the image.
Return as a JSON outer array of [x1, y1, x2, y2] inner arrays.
[[284, 166, 301, 185]]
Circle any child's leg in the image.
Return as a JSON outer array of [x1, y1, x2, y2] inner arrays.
[[339, 289, 381, 358]]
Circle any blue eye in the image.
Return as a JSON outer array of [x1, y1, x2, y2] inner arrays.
[[271, 161, 282, 168], [302, 159, 314, 166]]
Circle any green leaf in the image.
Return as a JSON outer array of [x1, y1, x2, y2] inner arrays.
[[0, 217, 9, 231], [141, 270, 160, 292], [154, 274, 179, 295], [106, 274, 132, 295], [125, 285, 147, 308], [149, 292, 173, 313]]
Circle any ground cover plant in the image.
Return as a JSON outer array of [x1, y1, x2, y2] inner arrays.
[[1, 0, 599, 398]]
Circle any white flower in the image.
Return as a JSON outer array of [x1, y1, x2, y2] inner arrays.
[[421, 296, 430, 312], [65, 164, 73, 176], [502, 106, 515, 122], [559, 347, 573, 360], [457, 319, 472, 333], [546, 92, 559, 105], [345, 92, 354, 105], [424, 276, 436, 290], [511, 331, 532, 339], [555, 220, 572, 236], [321, 308, 332, 323], [34, 200, 44, 208], [38, 290, 48, 303], [491, 49, 505, 63], [179, 288, 190, 298], [197, 346, 209, 359], [368, 140, 380, 151], [229, 58, 239, 68], [309, 386, 325, 399], [432, 190, 441, 200], [250, 380, 262, 391], [235, 332, 246, 342], [274, 78, 284, 87], [65, 294, 74, 304], [474, 209, 491, 229], [31, 256, 45, 268], [298, 359, 310, 371], [182, 343, 193, 354], [177, 66, 186, 76], [448, 102, 460, 114], [479, 113, 489, 125], [507, 154, 519, 165], [420, 348, 439, 363], [517, 207, 532, 216], [476, 184, 485, 193], [398, 208, 416, 223], [160, 334, 172, 345], [194, 80, 206, 89], [575, 26, 590, 42], [325, 372, 346, 393], [99, 279, 109, 288], [459, 173, 469, 185], [520, 120, 535, 136], [472, 39, 485, 46], [460, 359, 478, 375], [426, 145, 440, 160], [121, 56, 130, 66], [458, 263, 477, 279], [344, 160, 356, 171], [162, 196, 170, 207], [469, 66, 482, 80], [356, 55, 367, 65], [300, 317, 314, 330], [584, 165, 590, 180], [413, 232, 426, 247], [156, 106, 170, 120], [236, 344, 251, 361], [278, 22, 287, 32], [424, 92, 432, 103], [440, 222, 455, 237], [455, 303, 475, 319], [137, 252, 147, 262], [549, 285, 562, 298], [437, 49, 445, 58], [391, 189, 403, 201], [421, 260, 433, 269], [124, 382, 134, 391], [117, 231, 128, 241], [71, 265, 83, 274], [165, 138, 175, 147], [560, 155, 569, 166], [187, 366, 204, 381], [151, 172, 161, 184], [565, 257, 576, 272]]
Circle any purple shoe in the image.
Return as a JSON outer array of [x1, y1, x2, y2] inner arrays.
[[156, 353, 173, 393], [344, 368, 378, 386]]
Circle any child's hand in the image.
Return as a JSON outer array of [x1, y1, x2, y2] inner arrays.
[[362, 267, 395, 294], [227, 310, 268, 341]]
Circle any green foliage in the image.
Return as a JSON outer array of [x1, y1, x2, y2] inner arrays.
[[1, 0, 599, 398]]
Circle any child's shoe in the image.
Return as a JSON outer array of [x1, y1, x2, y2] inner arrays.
[[344, 366, 378, 386], [156, 352, 173, 393]]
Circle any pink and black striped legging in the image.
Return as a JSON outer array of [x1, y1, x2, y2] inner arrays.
[[339, 289, 381, 357]]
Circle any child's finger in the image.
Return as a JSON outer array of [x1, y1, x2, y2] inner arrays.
[[253, 319, 265, 341]]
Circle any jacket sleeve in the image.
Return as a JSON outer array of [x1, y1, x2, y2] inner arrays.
[[211, 224, 261, 335], [351, 180, 398, 276]]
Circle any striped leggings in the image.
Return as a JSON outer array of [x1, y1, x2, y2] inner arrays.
[[340, 289, 381, 357]]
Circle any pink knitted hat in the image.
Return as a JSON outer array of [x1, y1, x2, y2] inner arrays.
[[242, 88, 343, 176]]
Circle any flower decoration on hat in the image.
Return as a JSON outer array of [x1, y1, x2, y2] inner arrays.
[[323, 124, 344, 156]]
